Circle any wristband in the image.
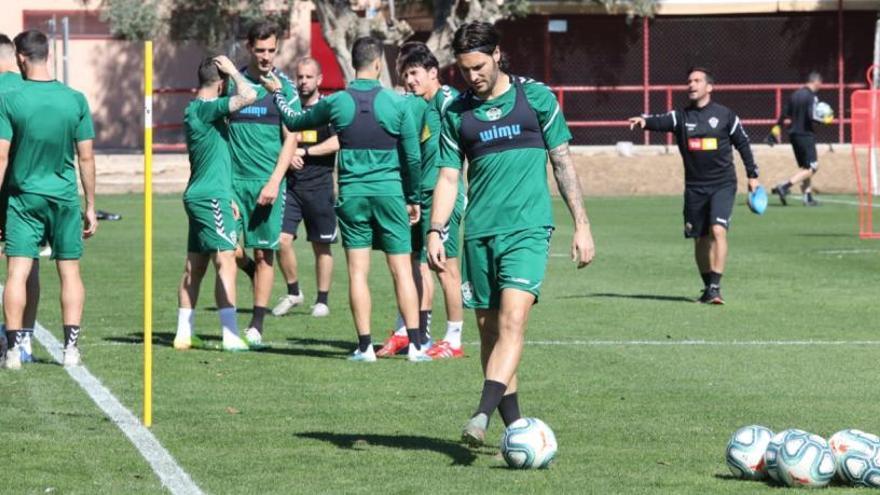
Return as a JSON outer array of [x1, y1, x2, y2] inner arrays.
[[426, 228, 443, 237], [302, 146, 310, 157]]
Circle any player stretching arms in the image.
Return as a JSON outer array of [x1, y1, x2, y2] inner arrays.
[[173, 56, 257, 351], [376, 42, 465, 359], [427, 22, 595, 445], [0, 30, 97, 369], [263, 36, 428, 362], [628, 67, 761, 304]]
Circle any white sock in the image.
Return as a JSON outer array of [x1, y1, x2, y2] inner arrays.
[[176, 308, 194, 339], [444, 321, 463, 348], [218, 307, 238, 339], [393, 313, 406, 336]]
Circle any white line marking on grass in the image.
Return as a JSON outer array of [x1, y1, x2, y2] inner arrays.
[[821, 198, 880, 208], [31, 324, 204, 495], [817, 249, 879, 255], [466, 339, 880, 347]]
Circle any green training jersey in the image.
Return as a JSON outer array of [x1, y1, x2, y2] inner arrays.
[[227, 68, 299, 180], [438, 76, 571, 239], [273, 78, 421, 202], [0, 72, 24, 95], [183, 97, 233, 201], [419, 85, 460, 194], [0, 80, 94, 202]]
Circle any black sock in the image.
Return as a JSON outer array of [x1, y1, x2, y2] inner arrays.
[[249, 306, 268, 333], [783, 181, 793, 189], [287, 281, 300, 296], [357, 334, 372, 353], [63, 325, 81, 348], [700, 272, 710, 287], [6, 329, 22, 349], [708, 271, 722, 288], [498, 393, 522, 427], [419, 310, 432, 345], [316, 291, 329, 305], [406, 328, 421, 351], [476, 380, 507, 417]]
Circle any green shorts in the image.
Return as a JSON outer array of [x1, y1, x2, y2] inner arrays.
[[5, 193, 82, 260], [461, 227, 553, 309], [185, 198, 238, 253], [233, 179, 285, 250], [417, 191, 464, 262], [335, 195, 411, 254]]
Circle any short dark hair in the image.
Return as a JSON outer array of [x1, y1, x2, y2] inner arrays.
[[296, 57, 322, 75], [397, 43, 439, 74], [13, 30, 49, 62], [197, 57, 223, 87], [351, 36, 383, 71], [0, 34, 12, 49], [807, 71, 823, 84], [688, 66, 714, 84], [247, 21, 278, 45], [452, 22, 500, 56]]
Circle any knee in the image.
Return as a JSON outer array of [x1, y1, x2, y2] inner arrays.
[[711, 225, 727, 239], [254, 249, 274, 265], [500, 307, 529, 334], [279, 235, 294, 248]]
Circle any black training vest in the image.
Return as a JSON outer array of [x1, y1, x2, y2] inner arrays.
[[289, 98, 336, 190], [336, 87, 397, 150], [458, 79, 545, 160]]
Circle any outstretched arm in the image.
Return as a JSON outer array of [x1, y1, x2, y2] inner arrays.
[[548, 142, 594, 268], [629, 111, 678, 133]]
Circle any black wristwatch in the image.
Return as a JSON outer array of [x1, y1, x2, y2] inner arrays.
[[302, 146, 310, 157]]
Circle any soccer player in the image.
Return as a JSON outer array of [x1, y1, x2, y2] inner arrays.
[[768, 72, 826, 206], [227, 21, 301, 348], [426, 22, 595, 445], [0, 30, 97, 369], [628, 67, 761, 304], [376, 42, 465, 359], [271, 57, 338, 319], [173, 56, 257, 352], [262, 36, 428, 362], [0, 33, 40, 365]]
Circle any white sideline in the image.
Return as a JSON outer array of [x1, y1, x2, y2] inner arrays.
[[475, 339, 880, 346], [31, 324, 204, 495]]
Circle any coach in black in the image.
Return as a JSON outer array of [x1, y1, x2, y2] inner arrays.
[[768, 72, 824, 206], [629, 67, 760, 305]]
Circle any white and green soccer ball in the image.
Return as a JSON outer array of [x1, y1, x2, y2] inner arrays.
[[764, 428, 804, 482], [725, 425, 774, 479], [838, 445, 880, 487], [775, 430, 835, 488], [500, 418, 558, 469], [829, 429, 880, 472]]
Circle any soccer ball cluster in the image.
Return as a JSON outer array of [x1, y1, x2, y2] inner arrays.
[[725, 425, 880, 488]]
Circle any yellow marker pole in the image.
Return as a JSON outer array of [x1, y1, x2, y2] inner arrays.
[[143, 40, 153, 428]]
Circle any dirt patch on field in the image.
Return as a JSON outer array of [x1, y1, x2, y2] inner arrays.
[[96, 143, 859, 196]]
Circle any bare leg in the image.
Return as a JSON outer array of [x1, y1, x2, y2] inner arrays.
[[437, 257, 463, 323], [22, 260, 40, 329], [4, 256, 34, 330], [252, 248, 274, 308], [178, 253, 210, 309], [56, 260, 85, 327], [212, 250, 237, 309], [709, 225, 728, 274], [346, 248, 371, 336], [386, 253, 420, 334], [277, 233, 298, 285], [312, 242, 333, 294]]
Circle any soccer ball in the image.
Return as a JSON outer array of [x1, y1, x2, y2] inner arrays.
[[775, 430, 836, 488], [764, 428, 804, 482], [813, 101, 834, 123], [838, 445, 880, 487], [829, 429, 880, 471], [725, 425, 774, 479], [500, 418, 558, 469]]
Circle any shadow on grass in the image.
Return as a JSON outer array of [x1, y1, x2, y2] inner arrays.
[[103, 332, 220, 347], [562, 292, 695, 303], [286, 337, 352, 351], [296, 431, 479, 466], [204, 306, 253, 314]]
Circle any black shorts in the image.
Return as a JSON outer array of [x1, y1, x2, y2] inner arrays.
[[281, 187, 338, 243], [683, 183, 736, 238], [790, 133, 818, 170]]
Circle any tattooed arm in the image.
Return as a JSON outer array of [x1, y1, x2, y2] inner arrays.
[[548, 142, 595, 268], [212, 56, 257, 112]]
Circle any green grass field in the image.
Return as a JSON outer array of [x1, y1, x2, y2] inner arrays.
[[2, 193, 879, 494]]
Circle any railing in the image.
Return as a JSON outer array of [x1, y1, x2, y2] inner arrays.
[[553, 82, 867, 146]]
